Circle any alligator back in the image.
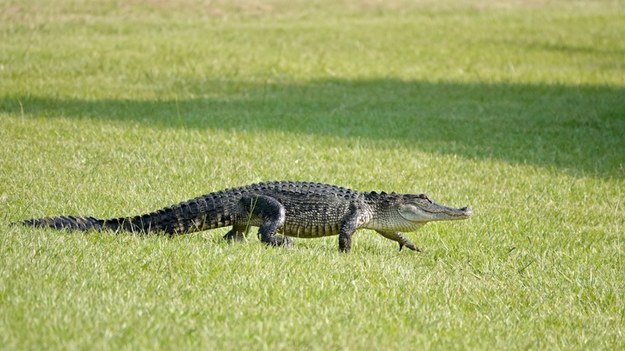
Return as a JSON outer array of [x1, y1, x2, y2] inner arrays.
[[19, 181, 361, 237], [262, 182, 360, 237]]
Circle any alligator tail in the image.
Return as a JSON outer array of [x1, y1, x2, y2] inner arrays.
[[19, 194, 233, 235], [20, 216, 120, 232], [19, 210, 193, 235]]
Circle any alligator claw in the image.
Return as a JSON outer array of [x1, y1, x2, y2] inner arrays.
[[268, 235, 292, 247], [400, 241, 422, 252]]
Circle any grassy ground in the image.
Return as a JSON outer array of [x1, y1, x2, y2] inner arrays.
[[1, 0, 624, 349]]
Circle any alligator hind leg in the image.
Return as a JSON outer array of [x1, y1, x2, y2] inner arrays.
[[240, 195, 292, 247]]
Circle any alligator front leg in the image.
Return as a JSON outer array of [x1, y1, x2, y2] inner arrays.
[[339, 220, 357, 253], [240, 195, 292, 247], [339, 203, 369, 253], [375, 230, 421, 252]]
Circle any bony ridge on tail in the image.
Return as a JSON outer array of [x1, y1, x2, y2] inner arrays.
[[18, 181, 473, 253]]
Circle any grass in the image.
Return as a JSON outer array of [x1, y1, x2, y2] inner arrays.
[[1, 0, 624, 349]]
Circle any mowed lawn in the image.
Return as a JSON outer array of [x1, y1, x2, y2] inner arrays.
[[1, 0, 624, 349]]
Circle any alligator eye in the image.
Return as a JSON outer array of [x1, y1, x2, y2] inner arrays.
[[417, 194, 432, 203]]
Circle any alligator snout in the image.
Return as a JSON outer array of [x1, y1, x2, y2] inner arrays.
[[459, 207, 473, 217]]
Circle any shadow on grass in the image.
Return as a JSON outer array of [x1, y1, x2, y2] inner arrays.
[[2, 79, 624, 178]]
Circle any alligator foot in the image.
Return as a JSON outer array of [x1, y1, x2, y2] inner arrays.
[[399, 242, 422, 252], [376, 230, 421, 253], [265, 235, 293, 247], [223, 228, 246, 242]]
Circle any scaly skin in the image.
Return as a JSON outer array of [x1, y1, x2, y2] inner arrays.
[[19, 181, 473, 252]]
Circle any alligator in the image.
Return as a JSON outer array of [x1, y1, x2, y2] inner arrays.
[[18, 181, 473, 252]]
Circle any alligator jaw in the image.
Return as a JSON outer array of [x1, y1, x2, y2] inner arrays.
[[398, 196, 473, 224], [428, 204, 473, 222]]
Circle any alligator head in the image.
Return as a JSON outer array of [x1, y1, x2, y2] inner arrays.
[[398, 194, 473, 223], [365, 192, 472, 233]]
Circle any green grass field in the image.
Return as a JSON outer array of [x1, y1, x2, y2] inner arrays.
[[1, 0, 624, 349]]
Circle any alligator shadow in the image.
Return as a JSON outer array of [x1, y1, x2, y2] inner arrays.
[[2, 79, 624, 178]]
